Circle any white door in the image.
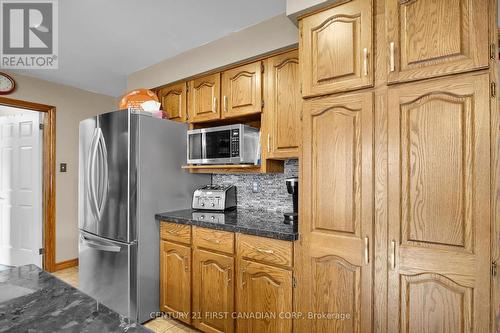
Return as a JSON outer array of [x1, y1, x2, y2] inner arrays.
[[0, 112, 42, 267]]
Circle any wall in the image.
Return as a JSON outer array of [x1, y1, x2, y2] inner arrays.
[[286, 0, 343, 21], [127, 14, 298, 90], [4, 72, 116, 262], [213, 159, 298, 213]]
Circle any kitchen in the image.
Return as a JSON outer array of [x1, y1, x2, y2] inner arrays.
[[0, 0, 499, 332]]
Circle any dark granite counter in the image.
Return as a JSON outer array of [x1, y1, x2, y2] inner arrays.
[[156, 208, 299, 241], [0, 265, 151, 333]]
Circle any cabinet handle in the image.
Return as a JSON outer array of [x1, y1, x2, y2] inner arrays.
[[267, 134, 271, 153], [205, 238, 221, 244], [240, 268, 246, 289], [363, 48, 368, 76], [257, 247, 274, 254], [389, 42, 395, 72], [166, 230, 179, 236], [212, 97, 217, 113], [227, 268, 232, 286], [364, 236, 369, 265], [223, 96, 228, 113], [183, 256, 189, 272], [390, 240, 396, 270]]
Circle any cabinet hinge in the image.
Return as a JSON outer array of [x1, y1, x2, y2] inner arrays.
[[39, 123, 44, 130], [292, 276, 297, 288], [261, 63, 265, 73], [493, 261, 498, 277], [490, 43, 497, 60], [38, 248, 44, 255], [261, 100, 265, 108], [491, 82, 497, 98]]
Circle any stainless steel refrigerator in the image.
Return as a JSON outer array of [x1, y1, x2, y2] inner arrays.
[[78, 109, 208, 323]]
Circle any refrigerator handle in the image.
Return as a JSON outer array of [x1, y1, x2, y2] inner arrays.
[[87, 129, 100, 221], [81, 235, 121, 252], [96, 129, 109, 219]]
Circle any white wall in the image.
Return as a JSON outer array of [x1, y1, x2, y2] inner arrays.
[[127, 14, 298, 90], [286, 0, 343, 21], [4, 72, 116, 263]]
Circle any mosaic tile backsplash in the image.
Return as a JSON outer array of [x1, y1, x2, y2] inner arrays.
[[212, 159, 298, 213]]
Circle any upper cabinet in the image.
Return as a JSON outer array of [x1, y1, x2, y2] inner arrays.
[[300, 0, 373, 98], [386, 0, 488, 83], [265, 50, 301, 159], [188, 73, 221, 123], [221, 61, 263, 118], [158, 82, 187, 122]]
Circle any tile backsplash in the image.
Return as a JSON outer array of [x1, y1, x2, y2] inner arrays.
[[212, 159, 298, 213]]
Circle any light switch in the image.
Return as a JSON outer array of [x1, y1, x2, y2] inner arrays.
[[60, 163, 67, 172]]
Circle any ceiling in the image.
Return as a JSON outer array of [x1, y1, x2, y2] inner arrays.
[[9, 0, 286, 97]]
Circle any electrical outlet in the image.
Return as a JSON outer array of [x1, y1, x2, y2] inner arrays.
[[60, 163, 67, 173], [252, 182, 259, 193]]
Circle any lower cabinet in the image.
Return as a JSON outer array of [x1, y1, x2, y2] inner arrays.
[[193, 249, 235, 333], [160, 240, 192, 325], [236, 260, 292, 333]]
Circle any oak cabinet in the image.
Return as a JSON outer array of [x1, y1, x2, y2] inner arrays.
[[236, 260, 292, 333], [157, 82, 187, 122], [386, 0, 488, 83], [300, 0, 373, 98], [386, 74, 491, 332], [264, 50, 301, 159], [295, 91, 374, 332], [189, 73, 221, 123], [193, 249, 234, 333], [221, 61, 263, 118], [160, 240, 192, 324]]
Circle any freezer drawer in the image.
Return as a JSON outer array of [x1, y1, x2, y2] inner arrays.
[[78, 231, 137, 320]]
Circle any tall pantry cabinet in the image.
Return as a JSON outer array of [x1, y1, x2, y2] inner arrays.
[[295, 0, 497, 332]]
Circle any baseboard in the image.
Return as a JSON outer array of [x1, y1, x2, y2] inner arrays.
[[54, 258, 78, 271]]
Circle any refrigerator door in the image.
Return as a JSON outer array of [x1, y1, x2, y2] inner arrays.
[[78, 230, 137, 319]]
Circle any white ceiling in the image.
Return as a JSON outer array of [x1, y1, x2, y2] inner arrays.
[[8, 0, 286, 97]]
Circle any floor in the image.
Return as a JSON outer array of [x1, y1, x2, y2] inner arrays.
[[52, 266, 197, 333]]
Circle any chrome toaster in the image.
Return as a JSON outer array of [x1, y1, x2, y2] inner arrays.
[[192, 185, 237, 211]]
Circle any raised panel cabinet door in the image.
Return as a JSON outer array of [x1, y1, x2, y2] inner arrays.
[[300, 0, 373, 98], [189, 73, 221, 123], [160, 240, 192, 324], [193, 249, 234, 333], [158, 82, 187, 122], [386, 0, 489, 83], [221, 61, 262, 118], [387, 73, 491, 333], [295, 91, 374, 332], [236, 260, 292, 333], [266, 50, 301, 159]]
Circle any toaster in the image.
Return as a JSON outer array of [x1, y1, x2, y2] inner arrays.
[[192, 185, 237, 211]]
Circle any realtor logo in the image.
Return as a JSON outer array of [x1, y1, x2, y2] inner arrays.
[[0, 0, 58, 69]]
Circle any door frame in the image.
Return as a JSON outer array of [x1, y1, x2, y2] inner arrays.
[[0, 96, 56, 272]]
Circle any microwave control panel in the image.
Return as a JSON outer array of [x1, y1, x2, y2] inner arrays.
[[231, 129, 240, 157]]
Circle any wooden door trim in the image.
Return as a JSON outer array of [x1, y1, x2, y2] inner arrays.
[[0, 96, 56, 272]]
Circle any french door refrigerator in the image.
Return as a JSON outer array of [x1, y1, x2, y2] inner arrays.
[[78, 109, 208, 323]]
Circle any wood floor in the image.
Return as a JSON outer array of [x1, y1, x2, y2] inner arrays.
[[52, 266, 197, 333]]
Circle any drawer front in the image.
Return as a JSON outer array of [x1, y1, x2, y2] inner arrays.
[[237, 234, 293, 268], [193, 227, 235, 254], [160, 222, 191, 244]]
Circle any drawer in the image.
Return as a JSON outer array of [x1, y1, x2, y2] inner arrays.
[[160, 222, 191, 244], [237, 234, 293, 268], [193, 227, 235, 254]]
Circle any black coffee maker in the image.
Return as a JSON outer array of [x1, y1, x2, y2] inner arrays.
[[284, 177, 298, 227]]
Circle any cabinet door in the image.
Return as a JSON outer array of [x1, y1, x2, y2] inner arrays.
[[160, 240, 191, 324], [158, 82, 187, 122], [236, 260, 292, 333], [387, 0, 488, 83], [300, 0, 373, 97], [221, 61, 262, 118], [265, 50, 301, 159], [189, 73, 221, 123], [193, 249, 234, 333], [387, 74, 490, 332], [296, 91, 373, 332]]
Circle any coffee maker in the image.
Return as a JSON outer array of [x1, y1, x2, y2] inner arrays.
[[284, 177, 298, 226]]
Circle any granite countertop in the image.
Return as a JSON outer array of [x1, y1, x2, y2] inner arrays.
[[0, 265, 151, 333], [155, 208, 299, 241]]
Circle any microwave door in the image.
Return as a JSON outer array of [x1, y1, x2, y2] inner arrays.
[[187, 131, 203, 164], [204, 130, 233, 164]]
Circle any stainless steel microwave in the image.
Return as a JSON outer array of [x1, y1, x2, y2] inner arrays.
[[187, 124, 259, 165]]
